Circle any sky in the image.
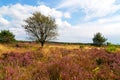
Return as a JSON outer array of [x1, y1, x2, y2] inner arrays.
[[0, 0, 120, 44]]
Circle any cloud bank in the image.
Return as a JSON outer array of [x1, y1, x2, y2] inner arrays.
[[0, 0, 120, 43]]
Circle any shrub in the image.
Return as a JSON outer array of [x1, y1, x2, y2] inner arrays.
[[92, 32, 107, 46], [1, 52, 33, 67], [96, 58, 104, 65], [106, 46, 118, 53], [79, 45, 85, 49], [0, 30, 16, 43], [106, 42, 112, 46]]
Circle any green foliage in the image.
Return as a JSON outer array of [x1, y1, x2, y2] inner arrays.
[[106, 46, 118, 53], [92, 32, 107, 46], [79, 45, 85, 49], [23, 12, 57, 47], [96, 58, 104, 65], [92, 67, 100, 74], [0, 30, 16, 43], [106, 42, 112, 46]]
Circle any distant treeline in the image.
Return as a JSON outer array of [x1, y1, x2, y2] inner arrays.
[[17, 40, 92, 45], [17, 40, 120, 47]]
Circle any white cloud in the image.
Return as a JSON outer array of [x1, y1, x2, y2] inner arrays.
[[9, 27, 26, 40], [64, 12, 71, 18], [0, 4, 69, 40], [0, 16, 9, 26], [55, 13, 120, 43], [0, 4, 67, 21], [0, 3, 120, 43], [37, 0, 45, 5], [35, 5, 63, 18], [58, 0, 120, 19]]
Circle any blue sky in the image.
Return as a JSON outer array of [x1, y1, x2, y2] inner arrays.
[[0, 0, 120, 44]]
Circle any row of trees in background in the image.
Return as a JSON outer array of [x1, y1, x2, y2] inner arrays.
[[0, 12, 107, 47]]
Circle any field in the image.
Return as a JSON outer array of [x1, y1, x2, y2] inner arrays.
[[0, 42, 120, 80]]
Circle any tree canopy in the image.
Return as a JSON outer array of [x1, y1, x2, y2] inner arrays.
[[23, 12, 57, 47], [92, 32, 107, 46], [0, 30, 16, 43]]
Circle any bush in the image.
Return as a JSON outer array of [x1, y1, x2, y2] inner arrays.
[[92, 32, 107, 46], [106, 42, 112, 46], [0, 30, 16, 43], [106, 46, 118, 53]]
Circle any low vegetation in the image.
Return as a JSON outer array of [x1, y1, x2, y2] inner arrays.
[[0, 43, 120, 80]]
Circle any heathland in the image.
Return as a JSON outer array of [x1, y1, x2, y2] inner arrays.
[[0, 42, 120, 80]]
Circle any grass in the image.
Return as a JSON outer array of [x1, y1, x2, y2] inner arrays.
[[105, 45, 120, 53], [0, 42, 120, 80], [106, 46, 117, 53]]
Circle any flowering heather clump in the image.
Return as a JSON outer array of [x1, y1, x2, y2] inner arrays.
[[4, 66, 20, 80], [88, 49, 120, 79], [58, 56, 93, 80], [47, 62, 61, 80], [0, 52, 33, 67], [31, 63, 48, 80], [31, 57, 92, 80]]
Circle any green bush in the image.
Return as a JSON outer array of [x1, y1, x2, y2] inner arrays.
[[93, 32, 107, 46], [106, 42, 112, 46], [0, 30, 16, 43], [96, 58, 104, 65], [106, 46, 117, 53]]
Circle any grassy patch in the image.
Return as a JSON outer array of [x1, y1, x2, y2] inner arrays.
[[106, 46, 118, 53]]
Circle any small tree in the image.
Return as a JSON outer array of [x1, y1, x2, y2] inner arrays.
[[0, 30, 16, 43], [92, 32, 107, 46], [23, 12, 57, 47]]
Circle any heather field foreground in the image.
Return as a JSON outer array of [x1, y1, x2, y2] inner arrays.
[[0, 43, 120, 80]]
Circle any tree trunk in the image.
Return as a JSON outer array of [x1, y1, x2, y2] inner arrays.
[[41, 41, 44, 47]]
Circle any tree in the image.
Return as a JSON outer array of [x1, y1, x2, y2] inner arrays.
[[0, 30, 16, 43], [23, 12, 57, 47], [92, 32, 107, 46]]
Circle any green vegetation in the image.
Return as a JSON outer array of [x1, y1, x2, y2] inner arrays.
[[106, 45, 118, 53], [23, 12, 57, 47], [92, 32, 107, 46], [0, 30, 16, 43]]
